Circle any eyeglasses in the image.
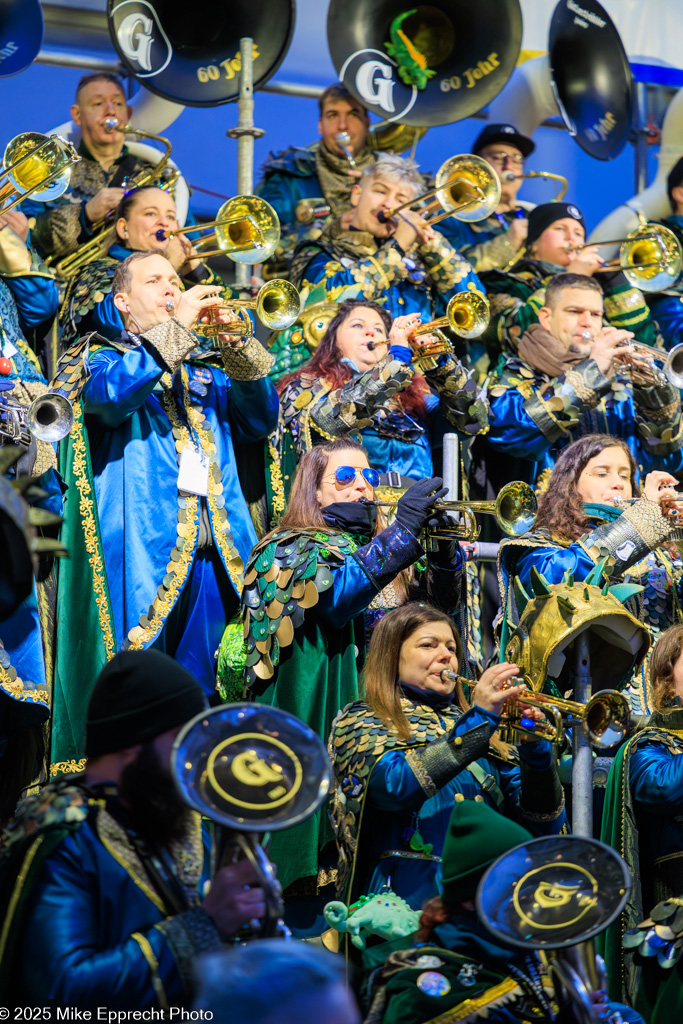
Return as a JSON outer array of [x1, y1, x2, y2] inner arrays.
[[323, 466, 380, 488], [483, 151, 524, 166]]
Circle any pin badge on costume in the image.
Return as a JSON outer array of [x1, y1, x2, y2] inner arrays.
[[110, 0, 172, 78], [416, 971, 451, 996]]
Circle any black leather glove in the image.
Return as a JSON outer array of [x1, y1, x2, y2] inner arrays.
[[394, 477, 448, 537]]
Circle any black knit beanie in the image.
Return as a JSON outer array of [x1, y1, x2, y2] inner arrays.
[[85, 649, 207, 757], [526, 201, 586, 249]]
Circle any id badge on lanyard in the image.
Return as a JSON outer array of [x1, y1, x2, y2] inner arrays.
[[177, 444, 210, 496]]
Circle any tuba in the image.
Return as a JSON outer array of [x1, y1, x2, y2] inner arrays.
[[477, 835, 632, 1024], [171, 703, 332, 938]]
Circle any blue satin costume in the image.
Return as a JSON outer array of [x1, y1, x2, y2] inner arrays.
[[646, 215, 683, 351], [486, 355, 683, 490], [363, 704, 566, 910], [84, 329, 279, 694], [0, 249, 60, 739], [6, 784, 217, 1009]]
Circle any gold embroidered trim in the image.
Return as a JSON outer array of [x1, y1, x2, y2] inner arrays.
[[422, 977, 524, 1024], [0, 835, 45, 964], [0, 662, 49, 705], [70, 400, 117, 660], [268, 437, 286, 517], [193, 403, 244, 592], [127, 381, 199, 649], [132, 931, 169, 1010], [50, 758, 87, 777], [96, 808, 167, 913]]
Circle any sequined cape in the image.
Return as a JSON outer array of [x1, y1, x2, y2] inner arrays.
[[268, 353, 488, 521], [240, 523, 462, 892], [600, 716, 683, 1018], [486, 352, 683, 490], [498, 520, 683, 715], [290, 221, 484, 324], [481, 258, 659, 360], [0, 778, 218, 1008]]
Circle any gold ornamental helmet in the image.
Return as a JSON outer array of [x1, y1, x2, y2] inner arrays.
[[504, 566, 650, 694]]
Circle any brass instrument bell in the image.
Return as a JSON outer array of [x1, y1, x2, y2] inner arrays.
[[192, 279, 302, 339], [431, 153, 502, 223], [0, 132, 79, 213], [583, 221, 682, 292], [413, 290, 490, 342], [492, 686, 635, 750], [184, 195, 280, 265]]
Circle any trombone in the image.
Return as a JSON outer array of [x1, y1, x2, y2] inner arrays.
[[571, 220, 682, 292], [378, 153, 501, 227], [0, 132, 79, 214], [502, 169, 568, 201], [371, 480, 538, 541], [166, 279, 302, 340], [155, 195, 281, 265]]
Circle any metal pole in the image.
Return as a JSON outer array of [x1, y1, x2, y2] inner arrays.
[[571, 632, 593, 837], [442, 433, 459, 500], [226, 38, 264, 294], [634, 82, 649, 195]]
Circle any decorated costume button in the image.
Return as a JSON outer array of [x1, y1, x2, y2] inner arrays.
[[416, 972, 451, 997]]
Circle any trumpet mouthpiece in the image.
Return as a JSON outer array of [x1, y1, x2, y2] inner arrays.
[[503, 171, 517, 182], [104, 117, 119, 133], [156, 229, 168, 241], [165, 299, 175, 313]]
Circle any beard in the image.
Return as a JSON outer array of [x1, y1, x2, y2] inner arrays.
[[567, 336, 593, 358], [119, 741, 192, 847]]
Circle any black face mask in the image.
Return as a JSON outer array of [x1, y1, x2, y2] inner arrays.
[[322, 500, 377, 536]]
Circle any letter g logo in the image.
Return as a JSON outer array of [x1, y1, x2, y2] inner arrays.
[[110, 0, 172, 78], [355, 60, 396, 113]]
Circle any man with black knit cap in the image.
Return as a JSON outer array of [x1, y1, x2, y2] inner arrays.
[[439, 123, 536, 274], [481, 200, 661, 367], [364, 801, 642, 1024], [646, 155, 683, 351], [0, 650, 266, 1011]]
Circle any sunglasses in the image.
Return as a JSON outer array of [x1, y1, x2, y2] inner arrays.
[[324, 466, 380, 489]]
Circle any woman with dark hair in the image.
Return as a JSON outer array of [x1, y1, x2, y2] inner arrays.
[[498, 433, 683, 714], [236, 438, 465, 910], [60, 185, 230, 343], [329, 602, 565, 911], [267, 298, 487, 520], [601, 624, 683, 1022]]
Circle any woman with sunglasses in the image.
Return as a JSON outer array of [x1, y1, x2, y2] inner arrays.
[[232, 437, 465, 920], [267, 298, 487, 523], [60, 185, 235, 345]]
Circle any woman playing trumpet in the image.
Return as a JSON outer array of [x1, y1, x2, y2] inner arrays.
[[329, 601, 566, 910], [498, 433, 683, 716], [269, 299, 488, 522], [60, 185, 239, 345]]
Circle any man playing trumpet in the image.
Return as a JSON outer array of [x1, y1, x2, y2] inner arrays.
[[75, 251, 278, 711], [485, 273, 683, 492]]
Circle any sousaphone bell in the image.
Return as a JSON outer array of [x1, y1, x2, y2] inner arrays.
[[171, 703, 333, 937], [477, 835, 632, 1024]]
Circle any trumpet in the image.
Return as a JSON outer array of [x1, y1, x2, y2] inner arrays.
[[447, 677, 635, 750], [502, 169, 568, 201], [156, 195, 280, 265], [166, 279, 301, 340], [570, 221, 682, 292], [367, 291, 490, 371], [370, 480, 537, 542], [0, 392, 74, 445], [612, 339, 683, 389], [0, 132, 79, 214], [378, 153, 501, 228]]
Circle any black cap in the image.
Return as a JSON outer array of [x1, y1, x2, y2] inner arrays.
[[526, 201, 586, 249], [472, 123, 535, 158], [85, 649, 208, 758], [667, 156, 683, 207]]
